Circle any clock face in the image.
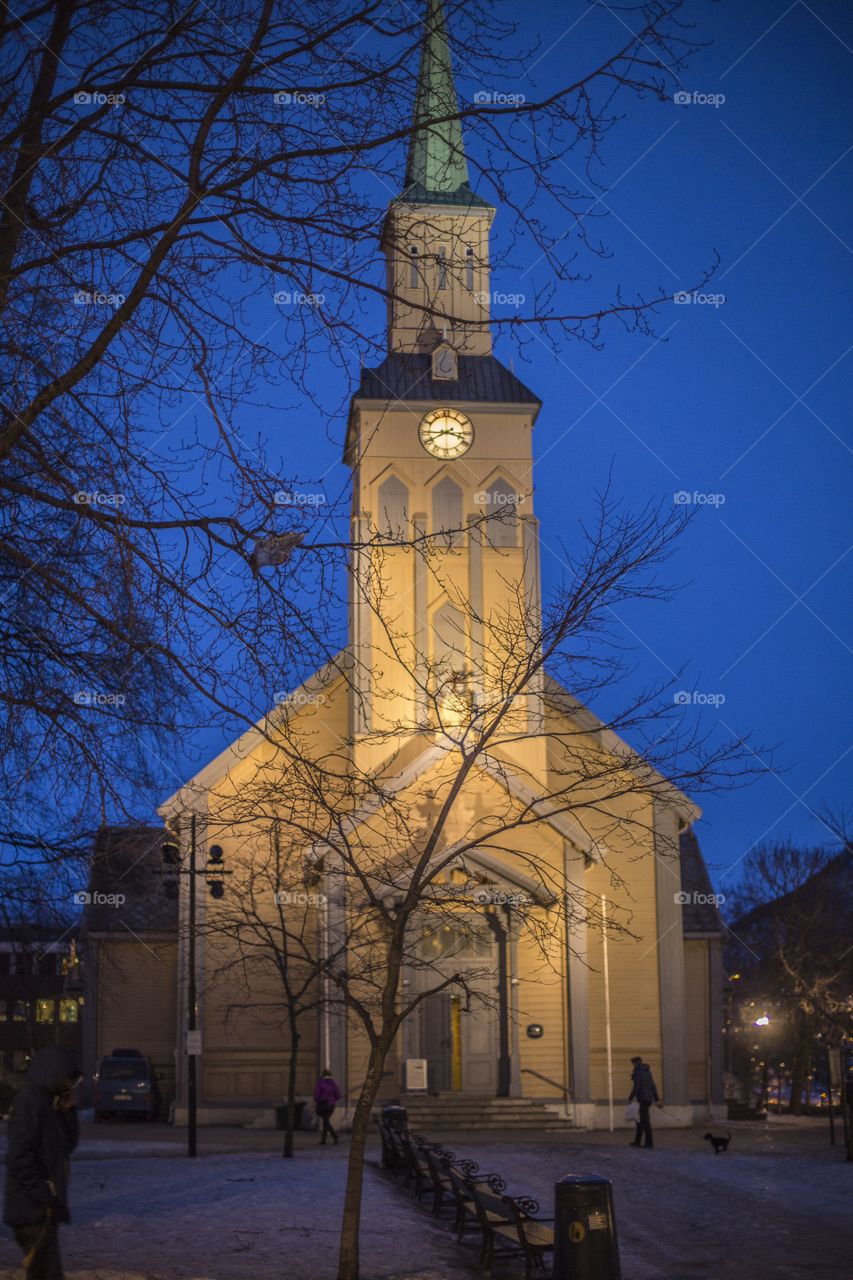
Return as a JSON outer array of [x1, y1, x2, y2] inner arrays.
[[419, 408, 474, 460]]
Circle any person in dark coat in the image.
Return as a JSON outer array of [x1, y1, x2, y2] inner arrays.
[[3, 1044, 81, 1279], [628, 1055, 662, 1149], [313, 1069, 341, 1145]]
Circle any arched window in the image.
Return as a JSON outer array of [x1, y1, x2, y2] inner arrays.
[[466, 246, 475, 291], [481, 477, 519, 548], [408, 246, 420, 288], [432, 475, 463, 546], [433, 601, 466, 671], [377, 475, 409, 536], [436, 246, 448, 290]]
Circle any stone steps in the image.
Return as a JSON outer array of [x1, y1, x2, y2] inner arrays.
[[394, 1093, 574, 1131]]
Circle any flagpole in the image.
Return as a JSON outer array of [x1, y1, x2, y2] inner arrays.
[[602, 893, 614, 1133]]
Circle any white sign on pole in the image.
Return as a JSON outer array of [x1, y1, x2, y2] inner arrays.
[[187, 1030, 202, 1056]]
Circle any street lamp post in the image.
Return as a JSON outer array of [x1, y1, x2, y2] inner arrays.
[[161, 816, 231, 1158]]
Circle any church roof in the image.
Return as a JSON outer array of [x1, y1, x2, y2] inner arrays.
[[355, 352, 541, 407], [679, 826, 723, 934]]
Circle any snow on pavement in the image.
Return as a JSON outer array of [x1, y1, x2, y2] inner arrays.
[[0, 1123, 850, 1278]]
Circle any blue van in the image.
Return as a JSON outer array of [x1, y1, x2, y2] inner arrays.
[[93, 1048, 161, 1121]]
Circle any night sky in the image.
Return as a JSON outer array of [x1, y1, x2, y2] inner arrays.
[[167, 0, 852, 895]]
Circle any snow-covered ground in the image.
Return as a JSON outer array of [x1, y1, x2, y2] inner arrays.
[[0, 1120, 849, 1278]]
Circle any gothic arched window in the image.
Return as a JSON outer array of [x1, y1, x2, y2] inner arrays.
[[408, 246, 420, 288], [377, 475, 409, 536], [482, 477, 519, 548], [432, 475, 463, 546]]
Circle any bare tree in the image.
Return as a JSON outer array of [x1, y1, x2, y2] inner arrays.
[[726, 838, 853, 1114], [1, 0, 714, 855]]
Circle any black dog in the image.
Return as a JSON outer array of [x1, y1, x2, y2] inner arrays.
[[703, 1130, 732, 1153]]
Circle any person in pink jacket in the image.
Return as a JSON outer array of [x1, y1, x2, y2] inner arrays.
[[313, 1070, 341, 1145]]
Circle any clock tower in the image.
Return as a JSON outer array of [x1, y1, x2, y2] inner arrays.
[[344, 0, 544, 776]]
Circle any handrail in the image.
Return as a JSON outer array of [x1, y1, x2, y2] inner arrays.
[[521, 1068, 571, 1108]]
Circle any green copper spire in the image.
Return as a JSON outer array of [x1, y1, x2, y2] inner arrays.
[[404, 0, 474, 202]]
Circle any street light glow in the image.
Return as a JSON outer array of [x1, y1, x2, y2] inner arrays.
[[754, 1015, 770, 1026]]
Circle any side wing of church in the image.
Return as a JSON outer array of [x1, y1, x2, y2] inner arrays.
[[158, 0, 725, 1130]]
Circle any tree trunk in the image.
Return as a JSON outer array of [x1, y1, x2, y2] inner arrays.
[[788, 1013, 814, 1115], [282, 1025, 300, 1157], [336, 1043, 390, 1280]]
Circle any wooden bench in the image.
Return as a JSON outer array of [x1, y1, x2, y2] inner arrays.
[[468, 1182, 554, 1278], [446, 1161, 507, 1248]]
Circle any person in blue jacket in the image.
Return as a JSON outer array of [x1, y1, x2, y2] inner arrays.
[[628, 1055, 662, 1149], [3, 1044, 81, 1279]]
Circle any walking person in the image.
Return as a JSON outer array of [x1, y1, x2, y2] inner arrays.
[[313, 1069, 341, 1146], [3, 1045, 82, 1279], [628, 1055, 662, 1149]]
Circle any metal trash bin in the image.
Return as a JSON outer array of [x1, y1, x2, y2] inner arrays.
[[379, 1104, 408, 1169], [554, 1174, 621, 1279]]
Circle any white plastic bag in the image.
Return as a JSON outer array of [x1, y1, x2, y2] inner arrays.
[[624, 1100, 641, 1123]]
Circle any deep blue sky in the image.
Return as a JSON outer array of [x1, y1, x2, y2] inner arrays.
[[169, 0, 852, 895]]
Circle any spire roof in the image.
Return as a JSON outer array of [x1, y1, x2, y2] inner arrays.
[[402, 0, 489, 207]]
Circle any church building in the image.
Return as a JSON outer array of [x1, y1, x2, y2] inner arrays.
[[159, 0, 724, 1130]]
